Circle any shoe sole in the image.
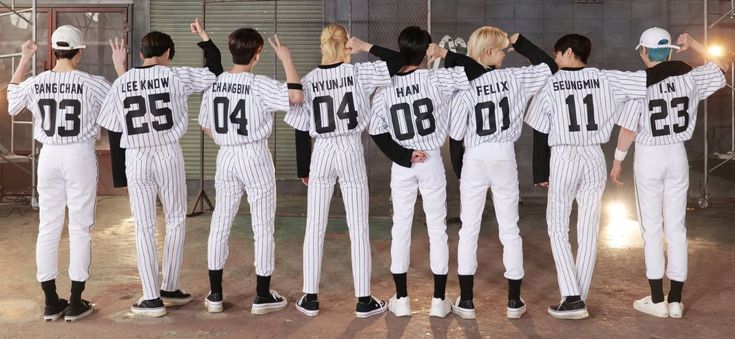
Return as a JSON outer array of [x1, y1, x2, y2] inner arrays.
[[356, 306, 387, 318], [548, 308, 589, 319], [295, 303, 319, 317], [44, 309, 67, 322], [389, 308, 411, 317], [205, 299, 224, 313], [131, 306, 167, 317], [65, 306, 95, 323], [633, 302, 668, 318], [251, 300, 288, 315], [161, 296, 193, 307], [507, 305, 527, 319], [451, 305, 476, 320]]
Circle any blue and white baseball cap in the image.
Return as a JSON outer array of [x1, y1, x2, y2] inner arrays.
[[635, 27, 680, 50]]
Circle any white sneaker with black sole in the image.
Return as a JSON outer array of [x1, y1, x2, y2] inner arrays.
[[507, 299, 527, 319], [131, 298, 167, 317], [633, 296, 668, 318], [204, 293, 223, 313], [451, 297, 476, 319], [355, 296, 387, 318], [251, 290, 288, 315], [388, 295, 411, 317]]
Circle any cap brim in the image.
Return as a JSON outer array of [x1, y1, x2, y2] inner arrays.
[[635, 43, 681, 50]]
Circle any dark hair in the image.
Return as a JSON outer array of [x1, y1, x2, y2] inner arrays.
[[398, 26, 432, 66], [229, 28, 264, 65], [141, 31, 175, 60], [553, 34, 591, 64], [54, 49, 80, 60]]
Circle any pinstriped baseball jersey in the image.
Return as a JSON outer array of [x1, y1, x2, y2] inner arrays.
[[97, 65, 216, 148], [617, 62, 726, 145], [284, 61, 391, 143], [449, 64, 551, 147], [368, 67, 470, 150], [198, 72, 288, 146], [7, 70, 110, 145], [525, 68, 647, 146]]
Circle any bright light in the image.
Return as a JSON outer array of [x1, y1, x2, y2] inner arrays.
[[708, 45, 725, 58], [602, 201, 642, 249]]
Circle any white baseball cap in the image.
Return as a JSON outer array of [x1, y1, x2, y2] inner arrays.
[[635, 27, 680, 50], [52, 25, 86, 50]]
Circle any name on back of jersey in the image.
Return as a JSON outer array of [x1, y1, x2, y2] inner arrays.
[[34, 83, 84, 95], [121, 77, 169, 93], [311, 76, 354, 92], [211, 82, 251, 95], [475, 81, 508, 96], [552, 79, 600, 91]]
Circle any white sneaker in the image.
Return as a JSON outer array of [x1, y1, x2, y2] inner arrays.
[[451, 296, 476, 320], [429, 297, 452, 318], [633, 296, 668, 318], [668, 302, 684, 318], [388, 295, 411, 317]]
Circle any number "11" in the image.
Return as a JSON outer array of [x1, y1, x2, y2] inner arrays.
[[566, 94, 598, 132]]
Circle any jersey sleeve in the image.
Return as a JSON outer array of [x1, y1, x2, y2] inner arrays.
[[524, 88, 552, 134], [518, 63, 552, 95], [88, 76, 112, 114], [604, 70, 647, 102], [173, 67, 217, 95], [255, 75, 289, 112], [448, 91, 472, 140], [197, 89, 212, 129], [431, 67, 471, 97], [690, 62, 726, 100], [97, 86, 124, 133], [284, 101, 311, 132], [368, 89, 390, 136], [355, 61, 392, 95], [6, 78, 33, 116], [616, 99, 643, 132]]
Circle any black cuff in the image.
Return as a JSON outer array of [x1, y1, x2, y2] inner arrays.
[[532, 130, 551, 184], [108, 131, 128, 188], [287, 83, 303, 90], [449, 138, 464, 179], [295, 130, 312, 178], [371, 133, 413, 167]]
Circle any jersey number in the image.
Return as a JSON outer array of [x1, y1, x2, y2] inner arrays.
[[649, 97, 690, 137], [213, 97, 248, 136], [566, 94, 598, 132], [38, 98, 81, 137], [389, 98, 435, 141], [124, 93, 174, 135], [474, 97, 510, 136], [313, 92, 358, 133]]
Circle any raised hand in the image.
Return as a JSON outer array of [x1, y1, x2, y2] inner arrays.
[[346, 37, 372, 55], [268, 35, 292, 62], [21, 40, 38, 60], [190, 17, 209, 41], [426, 43, 447, 64], [676, 33, 694, 53], [109, 37, 127, 76]]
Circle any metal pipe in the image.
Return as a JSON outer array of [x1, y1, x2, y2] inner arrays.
[[731, 61, 734, 152], [704, 0, 709, 194], [0, 52, 24, 59], [0, 8, 31, 18], [31, 0, 37, 208]]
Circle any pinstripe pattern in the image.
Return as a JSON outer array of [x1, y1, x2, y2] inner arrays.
[[449, 64, 550, 146], [7, 70, 110, 144], [368, 67, 470, 150], [617, 62, 726, 145]]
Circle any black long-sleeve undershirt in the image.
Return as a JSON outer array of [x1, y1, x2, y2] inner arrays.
[[295, 130, 312, 178]]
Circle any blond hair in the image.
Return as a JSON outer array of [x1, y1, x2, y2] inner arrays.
[[467, 26, 509, 68], [320, 24, 350, 64]]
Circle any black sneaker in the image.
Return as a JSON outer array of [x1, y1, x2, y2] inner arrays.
[[43, 298, 69, 322], [160, 289, 192, 307], [507, 299, 526, 319], [451, 297, 475, 319], [251, 290, 288, 315], [548, 298, 589, 319], [295, 294, 319, 317], [205, 293, 223, 313], [131, 298, 167, 317], [355, 296, 387, 318], [65, 299, 95, 322]]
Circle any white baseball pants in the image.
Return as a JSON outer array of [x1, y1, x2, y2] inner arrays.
[[125, 143, 187, 300], [547, 145, 606, 300], [634, 142, 688, 282], [389, 149, 449, 275], [208, 142, 276, 277], [303, 136, 372, 297], [36, 141, 97, 283], [457, 142, 523, 280]]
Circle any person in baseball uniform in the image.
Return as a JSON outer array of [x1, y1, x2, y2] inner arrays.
[[284, 23, 391, 318], [198, 28, 304, 314], [7, 26, 109, 322], [347, 26, 469, 318], [525, 34, 647, 319], [97, 20, 219, 317], [427, 27, 557, 319], [610, 28, 728, 318]]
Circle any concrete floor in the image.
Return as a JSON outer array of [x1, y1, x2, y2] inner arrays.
[[0, 194, 733, 338]]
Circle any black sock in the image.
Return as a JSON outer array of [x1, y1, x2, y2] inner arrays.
[[668, 280, 684, 303], [508, 279, 522, 301], [41, 279, 59, 306], [358, 296, 372, 304], [70, 281, 85, 307], [209, 270, 223, 295], [648, 279, 664, 303], [565, 295, 581, 302], [458, 275, 474, 302], [393, 273, 408, 298], [433, 274, 447, 299], [256, 275, 271, 298], [305, 293, 318, 302]]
